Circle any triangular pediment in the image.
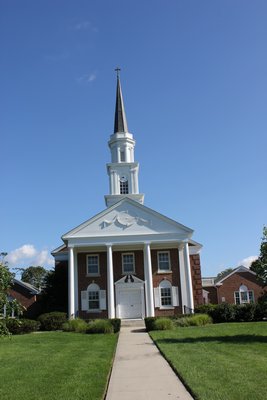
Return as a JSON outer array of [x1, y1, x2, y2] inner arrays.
[[62, 198, 193, 241]]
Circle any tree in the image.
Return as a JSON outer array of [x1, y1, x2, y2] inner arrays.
[[250, 226, 267, 285], [0, 252, 13, 308], [21, 266, 49, 290], [215, 268, 234, 282]]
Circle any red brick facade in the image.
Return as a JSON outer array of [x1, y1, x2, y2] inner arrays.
[[75, 247, 202, 318], [216, 271, 265, 304], [8, 282, 39, 318], [203, 270, 265, 305]]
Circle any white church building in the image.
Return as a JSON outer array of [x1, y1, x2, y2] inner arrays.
[[52, 72, 203, 319]]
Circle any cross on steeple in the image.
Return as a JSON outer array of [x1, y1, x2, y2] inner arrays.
[[115, 67, 121, 78]]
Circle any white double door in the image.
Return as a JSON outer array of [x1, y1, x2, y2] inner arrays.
[[118, 288, 143, 319]]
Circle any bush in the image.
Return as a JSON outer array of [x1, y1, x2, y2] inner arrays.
[[175, 314, 212, 327], [38, 312, 67, 331], [0, 321, 11, 337], [86, 319, 114, 334], [144, 317, 158, 331], [235, 304, 256, 322], [194, 304, 216, 315], [254, 302, 267, 321], [62, 318, 88, 333], [110, 318, 121, 333], [5, 318, 40, 334], [154, 318, 174, 331]]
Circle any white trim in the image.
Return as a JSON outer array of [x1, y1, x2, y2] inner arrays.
[[122, 252, 135, 274], [216, 266, 256, 285], [157, 250, 171, 272]]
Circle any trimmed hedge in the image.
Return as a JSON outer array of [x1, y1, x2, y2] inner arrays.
[[195, 302, 267, 323], [38, 312, 67, 331], [110, 318, 121, 333], [5, 318, 40, 334]]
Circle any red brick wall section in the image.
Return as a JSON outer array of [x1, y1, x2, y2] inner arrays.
[[217, 271, 265, 304], [151, 248, 183, 316], [8, 285, 36, 310], [205, 286, 218, 304], [190, 254, 204, 307]]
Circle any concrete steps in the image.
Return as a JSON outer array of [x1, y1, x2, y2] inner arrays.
[[121, 319, 145, 328]]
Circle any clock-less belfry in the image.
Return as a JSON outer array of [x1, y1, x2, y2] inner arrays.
[[105, 69, 144, 207], [52, 69, 203, 321]]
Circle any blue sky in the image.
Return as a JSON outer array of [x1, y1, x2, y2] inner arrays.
[[1, 0, 266, 277]]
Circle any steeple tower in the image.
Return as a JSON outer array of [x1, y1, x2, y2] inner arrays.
[[105, 70, 144, 207]]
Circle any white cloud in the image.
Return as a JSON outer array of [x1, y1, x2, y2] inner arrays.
[[76, 72, 97, 84], [73, 21, 98, 32], [238, 255, 258, 269], [6, 245, 54, 269]]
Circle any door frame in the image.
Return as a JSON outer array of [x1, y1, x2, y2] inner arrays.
[[115, 277, 145, 319]]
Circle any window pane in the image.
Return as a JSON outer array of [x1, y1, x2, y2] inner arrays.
[[249, 291, 254, 303], [88, 255, 99, 274], [88, 291, 99, 310], [158, 252, 170, 270], [241, 291, 248, 303], [120, 180, 129, 194], [123, 254, 134, 273], [161, 287, 172, 306], [235, 292, 240, 305]]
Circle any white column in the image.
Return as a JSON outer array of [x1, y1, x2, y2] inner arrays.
[[178, 244, 188, 314], [107, 244, 115, 318], [144, 243, 155, 317], [183, 241, 194, 312], [74, 249, 79, 317], [68, 246, 75, 319]]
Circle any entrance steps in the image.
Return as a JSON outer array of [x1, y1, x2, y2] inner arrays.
[[121, 319, 145, 328]]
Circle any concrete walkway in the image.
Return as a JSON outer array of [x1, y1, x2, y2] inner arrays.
[[105, 322, 194, 400]]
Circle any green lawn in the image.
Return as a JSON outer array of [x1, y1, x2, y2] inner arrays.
[[150, 322, 267, 400], [0, 332, 118, 400]]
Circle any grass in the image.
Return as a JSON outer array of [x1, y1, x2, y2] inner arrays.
[[0, 331, 118, 400], [150, 322, 267, 400]]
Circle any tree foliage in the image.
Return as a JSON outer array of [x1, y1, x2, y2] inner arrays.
[[0, 253, 13, 307], [250, 226, 267, 285], [215, 268, 234, 282], [21, 266, 48, 290]]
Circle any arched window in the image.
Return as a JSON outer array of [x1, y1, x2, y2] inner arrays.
[[120, 179, 129, 194], [87, 283, 100, 311], [234, 285, 254, 304], [159, 280, 172, 307]]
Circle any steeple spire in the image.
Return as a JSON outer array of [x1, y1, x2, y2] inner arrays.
[[114, 68, 128, 133]]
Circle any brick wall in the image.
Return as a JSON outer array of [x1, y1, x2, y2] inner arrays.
[[217, 271, 265, 304], [190, 254, 203, 307]]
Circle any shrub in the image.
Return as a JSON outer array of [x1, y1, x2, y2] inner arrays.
[[194, 304, 216, 315], [0, 321, 11, 337], [62, 318, 88, 333], [254, 302, 267, 321], [235, 304, 256, 322], [154, 318, 174, 331], [5, 318, 40, 334], [175, 317, 191, 327], [144, 317, 158, 331], [110, 318, 121, 333], [86, 319, 114, 334], [208, 303, 236, 323], [38, 312, 67, 331]]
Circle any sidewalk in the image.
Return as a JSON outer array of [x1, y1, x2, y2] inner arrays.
[[105, 323, 194, 400]]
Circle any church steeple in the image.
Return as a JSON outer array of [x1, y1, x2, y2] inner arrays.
[[114, 68, 128, 134], [105, 70, 144, 207]]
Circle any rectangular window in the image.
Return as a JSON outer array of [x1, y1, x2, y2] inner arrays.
[[120, 150, 125, 162], [87, 255, 99, 275], [161, 287, 172, 306], [120, 180, 129, 194], [158, 251, 171, 271], [88, 291, 99, 310], [234, 292, 240, 304], [241, 291, 249, 303], [122, 253, 135, 274], [249, 291, 254, 303]]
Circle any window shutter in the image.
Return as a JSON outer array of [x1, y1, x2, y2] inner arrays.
[[81, 291, 88, 311], [100, 290, 106, 310], [154, 287, 160, 308], [172, 286, 179, 306]]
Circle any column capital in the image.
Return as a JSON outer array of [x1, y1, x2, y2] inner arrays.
[[106, 243, 113, 248]]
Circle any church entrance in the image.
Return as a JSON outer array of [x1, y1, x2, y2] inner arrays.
[[115, 276, 145, 319]]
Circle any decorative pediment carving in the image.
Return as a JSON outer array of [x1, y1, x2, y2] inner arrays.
[[100, 210, 151, 230]]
